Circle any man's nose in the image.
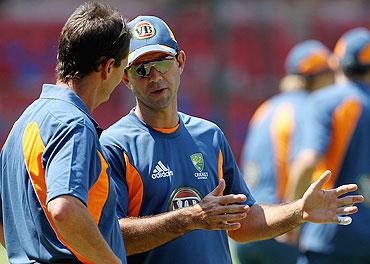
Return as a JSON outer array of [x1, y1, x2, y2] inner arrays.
[[148, 66, 163, 82]]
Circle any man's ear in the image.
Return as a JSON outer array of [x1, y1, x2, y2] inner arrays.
[[122, 70, 133, 90], [101, 58, 116, 80], [176, 50, 186, 74]]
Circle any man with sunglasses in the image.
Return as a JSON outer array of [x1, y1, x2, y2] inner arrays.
[[100, 15, 363, 264], [0, 2, 130, 263]]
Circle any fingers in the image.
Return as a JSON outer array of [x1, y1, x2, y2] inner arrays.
[[336, 206, 358, 215], [337, 216, 352, 225], [211, 179, 226, 196], [218, 194, 247, 205], [213, 204, 249, 215], [200, 184, 250, 231], [211, 204, 250, 215], [212, 213, 248, 231], [217, 221, 241, 231], [335, 184, 358, 196], [311, 170, 331, 190], [337, 195, 364, 206], [212, 212, 248, 223]]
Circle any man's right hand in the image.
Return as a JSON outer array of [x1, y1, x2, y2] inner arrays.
[[190, 179, 250, 231]]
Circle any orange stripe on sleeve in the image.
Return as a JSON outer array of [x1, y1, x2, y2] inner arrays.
[[123, 153, 144, 217], [312, 98, 362, 189], [218, 150, 224, 195], [218, 150, 223, 181], [22, 122, 92, 263], [270, 103, 295, 201], [87, 151, 109, 224]]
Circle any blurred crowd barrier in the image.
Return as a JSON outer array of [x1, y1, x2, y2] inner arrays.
[[0, 0, 369, 161]]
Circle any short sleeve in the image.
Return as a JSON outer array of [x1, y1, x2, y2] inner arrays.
[[101, 143, 128, 218], [220, 132, 256, 206], [44, 124, 95, 205]]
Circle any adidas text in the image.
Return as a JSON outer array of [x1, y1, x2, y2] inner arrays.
[[151, 161, 174, 179]]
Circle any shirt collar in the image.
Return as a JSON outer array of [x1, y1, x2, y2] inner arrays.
[[40, 84, 102, 136]]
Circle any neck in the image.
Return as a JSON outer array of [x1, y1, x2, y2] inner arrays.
[[134, 103, 179, 128], [57, 76, 100, 113]]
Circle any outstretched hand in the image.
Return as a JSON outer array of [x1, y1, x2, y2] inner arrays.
[[191, 179, 250, 231], [300, 170, 364, 225]]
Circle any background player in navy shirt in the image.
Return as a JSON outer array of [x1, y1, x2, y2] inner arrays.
[[235, 40, 334, 264], [289, 27, 370, 264], [101, 15, 363, 264], [0, 2, 131, 263]]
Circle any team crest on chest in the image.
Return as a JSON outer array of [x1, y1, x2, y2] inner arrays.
[[168, 187, 202, 211], [133, 21, 156, 39], [191, 153, 209, 179]]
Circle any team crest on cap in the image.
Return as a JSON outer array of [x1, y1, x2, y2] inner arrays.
[[133, 21, 156, 39], [168, 187, 202, 211]]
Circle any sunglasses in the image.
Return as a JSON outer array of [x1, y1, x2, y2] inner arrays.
[[125, 56, 175, 79], [112, 16, 128, 46]]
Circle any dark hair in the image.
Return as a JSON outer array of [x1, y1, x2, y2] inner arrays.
[[56, 2, 131, 82]]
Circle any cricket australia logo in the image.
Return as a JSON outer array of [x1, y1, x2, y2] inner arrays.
[[151, 161, 174, 179], [168, 187, 202, 211], [191, 153, 209, 180]]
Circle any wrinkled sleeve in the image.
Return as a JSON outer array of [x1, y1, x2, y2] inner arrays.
[[45, 124, 95, 205]]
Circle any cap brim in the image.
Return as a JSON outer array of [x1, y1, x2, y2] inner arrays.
[[128, 44, 177, 66]]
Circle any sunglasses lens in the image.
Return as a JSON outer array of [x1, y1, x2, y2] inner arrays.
[[154, 60, 174, 74], [135, 64, 148, 77], [128, 57, 175, 78]]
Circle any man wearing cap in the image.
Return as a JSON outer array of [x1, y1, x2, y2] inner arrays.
[[289, 28, 370, 263], [234, 40, 334, 264], [100, 16, 362, 264]]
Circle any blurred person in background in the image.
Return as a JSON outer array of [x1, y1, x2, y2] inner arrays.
[[235, 40, 334, 264], [288, 27, 370, 264], [101, 15, 362, 264], [0, 2, 131, 263], [236, 40, 334, 264]]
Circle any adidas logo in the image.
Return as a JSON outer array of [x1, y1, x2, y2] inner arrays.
[[151, 161, 174, 179]]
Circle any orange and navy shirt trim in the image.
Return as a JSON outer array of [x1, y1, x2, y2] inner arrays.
[[1, 84, 125, 263]]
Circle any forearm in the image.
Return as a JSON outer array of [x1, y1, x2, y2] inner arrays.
[[229, 202, 303, 243], [121, 179, 249, 255], [48, 196, 120, 264], [120, 207, 195, 255]]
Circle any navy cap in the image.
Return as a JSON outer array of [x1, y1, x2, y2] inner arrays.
[[127, 16, 178, 65], [285, 40, 331, 76], [333, 27, 370, 70]]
